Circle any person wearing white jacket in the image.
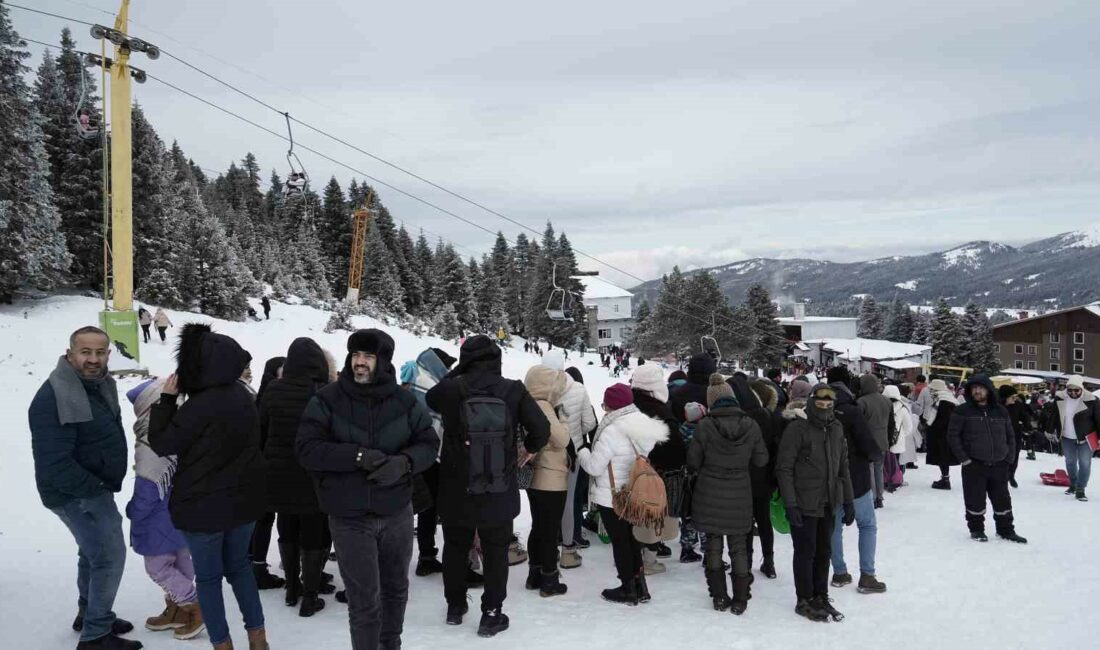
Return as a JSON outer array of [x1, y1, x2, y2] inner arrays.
[[577, 384, 668, 606], [884, 386, 920, 467]]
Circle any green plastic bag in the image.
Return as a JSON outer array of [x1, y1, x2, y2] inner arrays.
[[770, 490, 790, 535]]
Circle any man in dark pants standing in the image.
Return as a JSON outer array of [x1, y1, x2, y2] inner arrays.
[[947, 375, 1027, 544], [296, 329, 440, 649], [261, 296, 271, 320], [426, 335, 550, 637]]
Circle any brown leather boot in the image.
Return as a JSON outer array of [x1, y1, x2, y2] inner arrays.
[[248, 627, 270, 650], [145, 597, 182, 631], [173, 602, 206, 640], [213, 640, 234, 650]]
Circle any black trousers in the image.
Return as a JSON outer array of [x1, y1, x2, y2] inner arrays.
[[156, 326, 167, 342], [277, 512, 330, 550], [140, 324, 151, 343], [330, 506, 414, 650], [598, 505, 642, 583], [442, 521, 512, 612], [250, 511, 276, 565], [526, 489, 566, 571], [705, 533, 749, 577], [962, 462, 1015, 535], [416, 463, 441, 558], [745, 491, 774, 562], [789, 509, 834, 601]]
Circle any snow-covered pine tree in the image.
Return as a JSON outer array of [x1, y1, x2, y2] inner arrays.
[[0, 12, 69, 302], [743, 283, 786, 370], [962, 302, 1000, 374], [435, 243, 478, 332], [414, 230, 436, 313], [347, 179, 369, 209], [396, 225, 423, 314], [858, 295, 885, 338], [325, 299, 356, 333], [291, 220, 331, 304], [509, 233, 532, 336], [555, 232, 588, 345], [130, 105, 176, 284], [476, 253, 510, 335], [364, 193, 414, 310], [431, 301, 462, 340], [885, 299, 915, 343], [930, 299, 967, 366], [910, 310, 931, 345], [360, 219, 405, 314], [644, 267, 691, 356], [317, 177, 349, 294]]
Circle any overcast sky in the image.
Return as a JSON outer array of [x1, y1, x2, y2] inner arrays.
[[18, 0, 1100, 287]]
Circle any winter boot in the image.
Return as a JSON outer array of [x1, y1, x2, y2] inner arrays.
[[279, 542, 302, 607], [477, 609, 510, 638], [252, 563, 285, 590], [873, 497, 884, 509], [830, 572, 853, 588], [465, 564, 485, 588], [760, 554, 777, 579], [857, 573, 887, 594], [636, 573, 652, 603], [1026, 451, 1036, 461], [76, 635, 145, 649], [445, 601, 468, 626], [573, 534, 591, 549], [1066, 484, 1077, 496], [812, 594, 845, 622], [905, 462, 919, 469], [1009, 477, 1019, 488], [559, 546, 582, 570], [600, 579, 639, 606], [970, 531, 988, 542], [525, 565, 542, 591], [931, 477, 951, 490], [415, 556, 444, 577], [144, 597, 183, 631], [642, 548, 666, 575], [212, 641, 233, 650], [652, 542, 672, 558], [539, 570, 568, 597], [1077, 489, 1088, 502], [74, 612, 134, 636], [299, 549, 328, 617], [507, 541, 528, 566], [998, 531, 1028, 544], [247, 627, 269, 650], [794, 598, 829, 622], [705, 567, 730, 611], [172, 603, 205, 641], [730, 575, 751, 615], [680, 544, 702, 563]]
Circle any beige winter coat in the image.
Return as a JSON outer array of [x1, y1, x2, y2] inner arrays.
[[525, 366, 571, 491], [153, 309, 172, 328]]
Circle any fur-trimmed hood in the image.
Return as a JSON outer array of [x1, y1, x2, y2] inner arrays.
[[175, 323, 251, 395], [525, 365, 568, 405], [603, 407, 670, 449], [750, 379, 778, 412], [782, 398, 808, 421]]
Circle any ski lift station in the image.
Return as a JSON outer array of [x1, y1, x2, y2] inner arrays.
[[574, 275, 634, 351], [776, 303, 859, 341]]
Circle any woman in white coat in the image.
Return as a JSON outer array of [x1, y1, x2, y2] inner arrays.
[[577, 383, 668, 606], [884, 385, 918, 473]]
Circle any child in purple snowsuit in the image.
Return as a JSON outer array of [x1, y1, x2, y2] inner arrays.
[[125, 379, 204, 639]]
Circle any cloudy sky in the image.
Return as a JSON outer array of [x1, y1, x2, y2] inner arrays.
[[16, 0, 1100, 286]]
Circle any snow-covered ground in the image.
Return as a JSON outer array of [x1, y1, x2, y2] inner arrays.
[[2, 296, 1096, 649]]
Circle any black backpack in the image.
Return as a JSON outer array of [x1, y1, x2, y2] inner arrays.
[[457, 377, 514, 495]]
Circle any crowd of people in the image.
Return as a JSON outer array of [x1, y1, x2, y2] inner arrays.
[[29, 321, 1097, 649]]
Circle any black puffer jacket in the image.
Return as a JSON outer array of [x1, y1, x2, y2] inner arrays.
[[686, 401, 768, 535], [670, 354, 716, 425], [830, 381, 880, 499], [259, 339, 329, 515], [149, 324, 268, 533], [295, 330, 439, 518], [776, 390, 854, 517], [947, 375, 1015, 465], [729, 375, 779, 497], [633, 389, 686, 473], [426, 335, 550, 527]]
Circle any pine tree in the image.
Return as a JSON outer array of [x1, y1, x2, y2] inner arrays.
[[414, 230, 436, 312], [431, 302, 462, 340], [130, 105, 176, 286], [476, 254, 510, 335], [930, 299, 967, 366], [858, 295, 885, 338], [360, 219, 404, 314], [435, 243, 478, 332], [0, 11, 69, 302], [962, 302, 1000, 374], [885, 299, 915, 343], [510, 233, 532, 335], [318, 176, 350, 294], [743, 283, 786, 370], [396, 225, 423, 314], [644, 267, 691, 356], [910, 310, 931, 345]]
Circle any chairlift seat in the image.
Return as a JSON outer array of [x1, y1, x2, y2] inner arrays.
[[546, 309, 568, 321]]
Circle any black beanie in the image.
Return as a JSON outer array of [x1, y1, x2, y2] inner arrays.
[[826, 366, 850, 385]]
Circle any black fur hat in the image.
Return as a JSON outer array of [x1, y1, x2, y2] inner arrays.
[[174, 322, 250, 394]]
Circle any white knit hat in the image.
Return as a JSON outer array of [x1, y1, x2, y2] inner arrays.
[[630, 364, 668, 403], [1067, 375, 1086, 390], [541, 349, 565, 371]]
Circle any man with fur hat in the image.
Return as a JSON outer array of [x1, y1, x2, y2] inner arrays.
[[946, 375, 1027, 543], [29, 326, 142, 649], [426, 335, 551, 637], [1050, 375, 1099, 501], [296, 329, 440, 649]]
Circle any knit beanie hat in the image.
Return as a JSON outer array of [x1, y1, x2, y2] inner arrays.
[[542, 349, 565, 371], [789, 379, 812, 401], [929, 379, 949, 392], [603, 383, 634, 411], [684, 402, 707, 423], [998, 384, 1018, 402], [631, 364, 668, 403], [706, 373, 737, 409], [1067, 375, 1086, 391]]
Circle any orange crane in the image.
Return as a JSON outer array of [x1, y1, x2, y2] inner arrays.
[[345, 189, 376, 302]]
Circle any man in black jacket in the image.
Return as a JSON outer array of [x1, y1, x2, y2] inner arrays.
[[670, 353, 717, 425], [296, 329, 439, 650], [947, 375, 1027, 543], [426, 335, 551, 637]]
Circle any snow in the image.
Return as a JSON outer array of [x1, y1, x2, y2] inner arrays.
[[573, 275, 633, 300], [894, 280, 918, 290], [941, 245, 983, 268], [4, 295, 1099, 649], [1002, 278, 1014, 285], [1049, 221, 1100, 252], [1025, 273, 1041, 281]]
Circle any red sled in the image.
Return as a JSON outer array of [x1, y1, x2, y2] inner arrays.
[[1040, 469, 1071, 487]]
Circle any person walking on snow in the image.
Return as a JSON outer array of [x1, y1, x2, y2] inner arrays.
[[946, 376, 1027, 543], [152, 308, 173, 344], [138, 307, 153, 344], [261, 296, 271, 320], [29, 326, 143, 649], [1052, 375, 1099, 501], [125, 378, 204, 641]]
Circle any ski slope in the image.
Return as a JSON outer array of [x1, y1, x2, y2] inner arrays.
[[1, 296, 1095, 649]]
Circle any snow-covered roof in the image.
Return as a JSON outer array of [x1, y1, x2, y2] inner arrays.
[[878, 359, 922, 370], [777, 316, 857, 325], [992, 302, 1100, 329], [804, 337, 931, 361], [573, 275, 633, 300]]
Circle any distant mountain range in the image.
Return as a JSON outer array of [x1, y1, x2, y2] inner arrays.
[[631, 223, 1100, 313]]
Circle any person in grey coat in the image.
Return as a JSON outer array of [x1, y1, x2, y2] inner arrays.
[[686, 375, 768, 615], [857, 374, 891, 508]]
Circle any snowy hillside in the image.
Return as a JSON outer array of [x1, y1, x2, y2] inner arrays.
[[2, 296, 1098, 649]]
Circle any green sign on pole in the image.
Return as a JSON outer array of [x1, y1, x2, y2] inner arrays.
[[99, 309, 141, 365]]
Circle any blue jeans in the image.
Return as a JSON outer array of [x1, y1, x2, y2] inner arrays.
[[1063, 438, 1093, 489], [183, 522, 264, 645], [831, 491, 877, 576], [50, 492, 127, 642]]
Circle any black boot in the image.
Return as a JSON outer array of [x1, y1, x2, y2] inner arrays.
[[76, 634, 144, 649], [680, 545, 702, 563], [279, 542, 302, 606], [998, 531, 1028, 544], [795, 598, 829, 622], [525, 565, 541, 591], [299, 549, 328, 617], [760, 555, 776, 579], [253, 562, 286, 590], [539, 570, 568, 597], [931, 477, 951, 490], [730, 575, 752, 615], [73, 612, 134, 636], [415, 556, 444, 577], [705, 568, 730, 611], [477, 609, 510, 637], [635, 572, 651, 603], [601, 579, 638, 606]]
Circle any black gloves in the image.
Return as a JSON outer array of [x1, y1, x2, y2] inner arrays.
[[786, 506, 804, 528], [843, 502, 856, 526], [355, 448, 387, 471], [368, 454, 411, 486]]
